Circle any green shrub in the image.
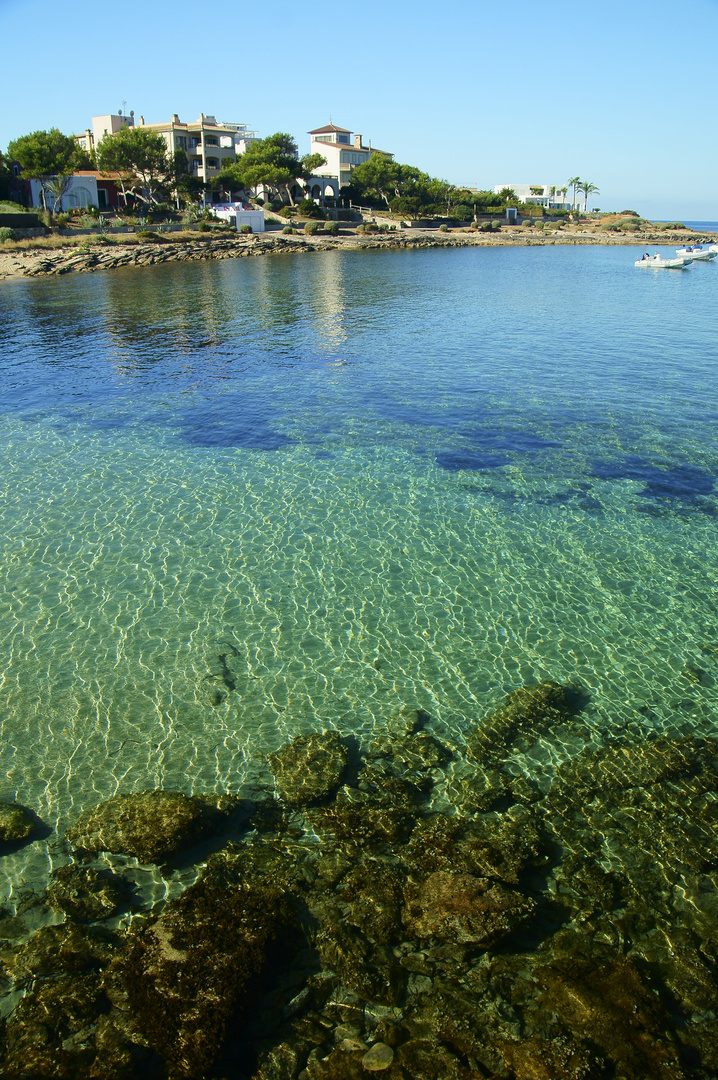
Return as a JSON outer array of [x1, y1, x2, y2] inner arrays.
[[270, 200, 283, 212], [438, 223, 449, 232], [135, 230, 168, 243], [304, 221, 319, 235], [282, 225, 294, 234], [197, 221, 210, 232], [619, 219, 642, 231], [278, 206, 293, 218], [324, 221, 339, 235], [533, 220, 544, 229], [239, 224, 252, 234], [297, 198, 324, 219], [478, 221, 493, 232], [491, 220, 503, 230], [0, 227, 17, 242], [448, 203, 473, 221], [522, 219, 533, 227]]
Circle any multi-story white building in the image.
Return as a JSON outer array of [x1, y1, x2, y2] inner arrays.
[[493, 184, 571, 209], [76, 112, 258, 184], [308, 124, 393, 191]]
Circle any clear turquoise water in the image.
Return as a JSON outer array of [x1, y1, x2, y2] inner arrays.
[[1, 244, 717, 905]]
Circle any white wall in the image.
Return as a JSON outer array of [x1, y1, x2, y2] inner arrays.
[[235, 210, 265, 232], [30, 175, 99, 211]]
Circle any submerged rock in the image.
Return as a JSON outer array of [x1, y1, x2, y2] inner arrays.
[[47, 864, 130, 922], [467, 680, 577, 764], [405, 806, 546, 885], [0, 924, 121, 1080], [0, 801, 38, 846], [500, 1034, 608, 1079], [106, 874, 295, 1077], [403, 870, 536, 946], [546, 736, 718, 899], [308, 788, 416, 852], [534, 950, 688, 1080], [268, 733, 348, 807], [362, 1041, 394, 1071], [65, 789, 237, 864], [342, 859, 407, 945]]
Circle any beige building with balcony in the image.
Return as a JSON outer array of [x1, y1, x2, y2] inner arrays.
[[76, 112, 258, 184], [308, 124, 393, 191]]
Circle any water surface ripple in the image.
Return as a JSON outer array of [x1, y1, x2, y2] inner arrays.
[[0, 245, 716, 902]]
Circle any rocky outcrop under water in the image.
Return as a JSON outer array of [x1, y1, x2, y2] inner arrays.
[[1, 681, 718, 1078]]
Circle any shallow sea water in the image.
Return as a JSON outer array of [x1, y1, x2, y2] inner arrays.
[[0, 243, 717, 910]]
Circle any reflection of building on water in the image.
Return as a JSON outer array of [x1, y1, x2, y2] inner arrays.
[[309, 252, 350, 357]]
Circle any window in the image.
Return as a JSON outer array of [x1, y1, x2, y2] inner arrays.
[[206, 157, 219, 170], [340, 151, 348, 163], [176, 136, 187, 150], [206, 137, 219, 146]]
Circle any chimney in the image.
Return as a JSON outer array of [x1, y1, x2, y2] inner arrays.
[[172, 114, 180, 124], [139, 116, 145, 125], [354, 133, 362, 148]]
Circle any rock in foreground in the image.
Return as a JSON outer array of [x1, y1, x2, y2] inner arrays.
[[65, 789, 236, 864], [0, 801, 37, 846], [268, 733, 348, 806]]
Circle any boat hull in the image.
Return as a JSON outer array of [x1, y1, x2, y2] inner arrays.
[[635, 256, 692, 269]]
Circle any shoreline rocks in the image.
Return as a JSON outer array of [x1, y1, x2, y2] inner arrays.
[[1, 227, 714, 280]]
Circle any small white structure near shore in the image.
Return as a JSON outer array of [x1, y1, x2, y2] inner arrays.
[[493, 184, 571, 209], [211, 205, 265, 232]]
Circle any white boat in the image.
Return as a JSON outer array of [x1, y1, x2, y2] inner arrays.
[[676, 245, 716, 261], [635, 253, 692, 269]]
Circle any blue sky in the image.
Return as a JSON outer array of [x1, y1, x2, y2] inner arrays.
[[1, 0, 716, 219]]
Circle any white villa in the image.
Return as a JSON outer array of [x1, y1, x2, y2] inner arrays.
[[493, 184, 571, 209], [308, 124, 393, 193], [76, 111, 258, 185]]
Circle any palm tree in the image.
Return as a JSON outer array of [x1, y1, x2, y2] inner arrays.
[[549, 185, 556, 209], [580, 181, 600, 211], [567, 176, 581, 211], [559, 186, 568, 208]]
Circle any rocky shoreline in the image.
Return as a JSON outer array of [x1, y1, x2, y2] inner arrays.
[[1, 680, 717, 1078], [1, 227, 713, 280]]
